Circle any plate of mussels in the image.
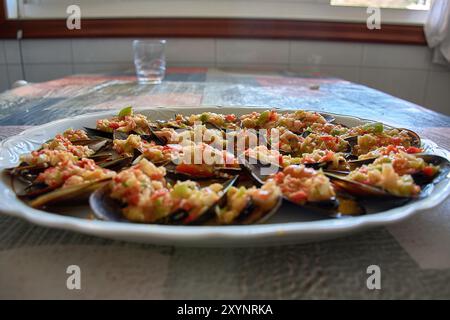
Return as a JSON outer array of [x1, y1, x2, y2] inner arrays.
[[0, 106, 449, 246]]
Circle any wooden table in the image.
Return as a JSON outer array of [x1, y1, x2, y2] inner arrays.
[[0, 67, 449, 299]]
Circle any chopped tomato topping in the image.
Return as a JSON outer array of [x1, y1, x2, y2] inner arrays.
[[406, 147, 422, 154], [290, 190, 308, 203], [176, 164, 214, 178], [319, 135, 334, 141], [225, 114, 236, 122], [109, 122, 120, 130], [391, 137, 402, 145], [423, 166, 435, 177], [151, 189, 167, 199], [269, 111, 278, 122]]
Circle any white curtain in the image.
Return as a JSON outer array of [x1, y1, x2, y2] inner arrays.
[[425, 0, 450, 65]]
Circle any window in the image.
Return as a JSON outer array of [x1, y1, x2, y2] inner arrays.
[[331, 0, 431, 10], [5, 0, 431, 25]]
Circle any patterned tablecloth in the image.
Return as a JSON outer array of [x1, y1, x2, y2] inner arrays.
[[0, 67, 449, 299]]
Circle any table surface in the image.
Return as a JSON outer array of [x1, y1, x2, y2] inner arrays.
[[0, 67, 449, 299]]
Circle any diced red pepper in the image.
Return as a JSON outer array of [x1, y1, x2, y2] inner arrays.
[[423, 166, 435, 177], [176, 164, 214, 178], [225, 114, 236, 122], [109, 122, 120, 130], [406, 147, 423, 154], [319, 136, 334, 141], [391, 137, 402, 145], [269, 111, 278, 122], [289, 190, 308, 203], [151, 189, 168, 200]]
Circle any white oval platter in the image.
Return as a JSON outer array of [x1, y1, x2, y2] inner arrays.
[[0, 106, 449, 247]]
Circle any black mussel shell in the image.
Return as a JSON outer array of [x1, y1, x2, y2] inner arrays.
[[99, 156, 133, 171], [411, 154, 450, 186], [90, 176, 238, 224], [30, 179, 110, 208], [113, 130, 129, 141], [398, 128, 421, 148], [320, 113, 335, 123], [17, 182, 54, 199], [140, 125, 168, 145], [283, 196, 341, 219], [89, 185, 126, 222], [84, 127, 113, 139], [171, 175, 239, 225], [348, 153, 450, 186], [239, 155, 282, 185], [325, 172, 414, 199], [233, 195, 283, 225]]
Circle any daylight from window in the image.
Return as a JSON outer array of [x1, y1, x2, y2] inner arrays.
[[331, 0, 431, 10]]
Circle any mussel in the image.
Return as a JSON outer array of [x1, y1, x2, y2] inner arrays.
[[214, 181, 283, 225], [30, 178, 111, 208], [324, 171, 431, 202], [89, 175, 239, 225], [164, 162, 241, 180], [240, 157, 341, 218], [348, 153, 449, 186]]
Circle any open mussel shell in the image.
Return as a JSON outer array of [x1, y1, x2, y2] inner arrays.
[[164, 161, 240, 180], [348, 157, 377, 169], [6, 163, 46, 183], [239, 155, 282, 185], [99, 156, 134, 171], [89, 185, 126, 222], [90, 175, 239, 224], [411, 154, 450, 185], [230, 195, 283, 225], [398, 128, 421, 148], [155, 118, 188, 130], [283, 196, 341, 219], [17, 182, 54, 199], [240, 156, 341, 218], [30, 179, 111, 208], [348, 153, 450, 186], [140, 125, 169, 145], [84, 127, 114, 139], [112, 130, 130, 141], [325, 172, 414, 199], [326, 172, 395, 197], [168, 175, 239, 225], [320, 112, 335, 123]]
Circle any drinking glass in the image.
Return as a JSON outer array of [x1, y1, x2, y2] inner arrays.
[[133, 40, 166, 84]]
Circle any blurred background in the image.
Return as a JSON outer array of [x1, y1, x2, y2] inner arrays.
[[0, 0, 448, 115]]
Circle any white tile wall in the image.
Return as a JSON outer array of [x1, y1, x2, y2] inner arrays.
[[166, 39, 215, 64], [0, 41, 6, 65], [424, 71, 450, 115], [216, 39, 289, 65], [0, 65, 9, 92], [22, 40, 72, 64], [72, 39, 134, 63], [362, 44, 431, 69], [360, 67, 428, 105], [6, 64, 24, 85], [23, 64, 73, 83], [0, 38, 448, 116], [4, 40, 21, 64], [290, 41, 363, 67]]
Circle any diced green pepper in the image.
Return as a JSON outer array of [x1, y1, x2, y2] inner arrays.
[[199, 113, 209, 123], [172, 183, 191, 198], [257, 111, 270, 126], [118, 106, 133, 117], [235, 186, 247, 198], [363, 122, 383, 133]]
